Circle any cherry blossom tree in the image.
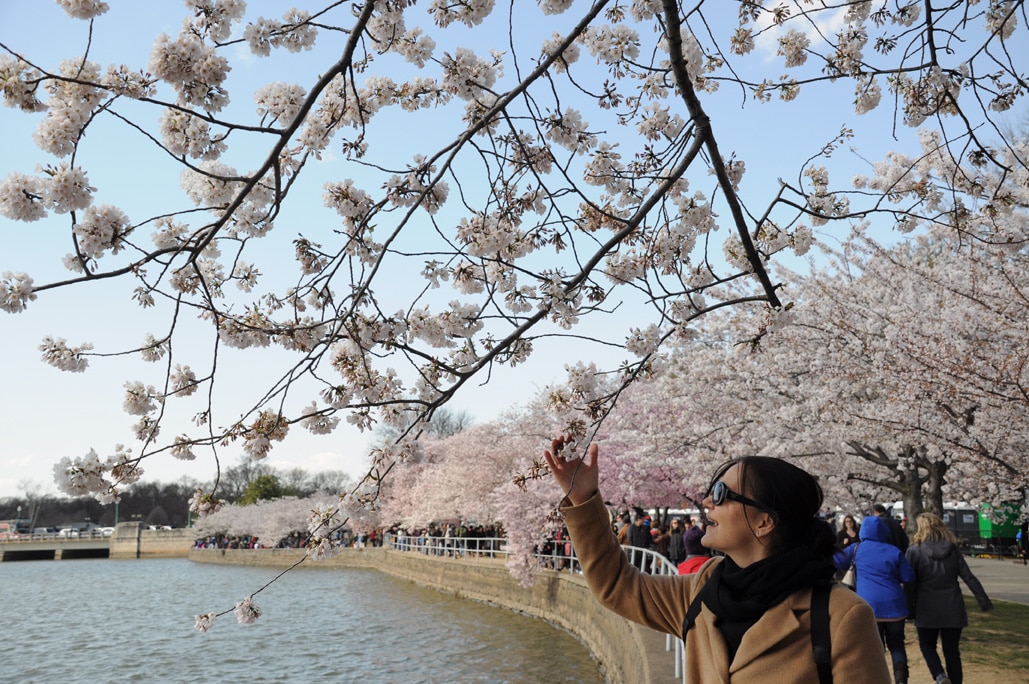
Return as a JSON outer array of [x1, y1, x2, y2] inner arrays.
[[1, 2, 1026, 555], [657, 230, 1029, 526], [193, 493, 339, 547]]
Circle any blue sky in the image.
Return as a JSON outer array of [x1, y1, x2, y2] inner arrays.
[[1, 2, 1016, 499]]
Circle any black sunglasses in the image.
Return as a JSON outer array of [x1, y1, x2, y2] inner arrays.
[[707, 480, 774, 515]]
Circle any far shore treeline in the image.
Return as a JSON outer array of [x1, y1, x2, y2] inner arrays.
[[1, 459, 353, 530]]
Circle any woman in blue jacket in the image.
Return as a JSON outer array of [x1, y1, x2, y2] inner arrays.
[[835, 514, 916, 683]]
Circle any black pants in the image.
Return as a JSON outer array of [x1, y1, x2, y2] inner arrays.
[[917, 626, 963, 684], [878, 620, 907, 666]]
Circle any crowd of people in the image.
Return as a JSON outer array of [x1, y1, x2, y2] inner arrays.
[[591, 498, 995, 684], [544, 439, 999, 684], [388, 522, 505, 558]]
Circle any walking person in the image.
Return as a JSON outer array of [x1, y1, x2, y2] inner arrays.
[[544, 438, 890, 683], [837, 514, 861, 548], [906, 512, 993, 684], [874, 503, 910, 552], [666, 517, 686, 567], [834, 515, 916, 683], [626, 514, 653, 572]]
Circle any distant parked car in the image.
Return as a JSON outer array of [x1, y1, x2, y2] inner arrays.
[[57, 528, 80, 538], [99, 527, 115, 537]]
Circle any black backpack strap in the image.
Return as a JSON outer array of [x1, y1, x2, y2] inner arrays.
[[811, 583, 833, 684], [681, 584, 707, 641]]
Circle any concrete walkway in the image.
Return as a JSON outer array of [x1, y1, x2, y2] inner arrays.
[[963, 555, 1028, 605]]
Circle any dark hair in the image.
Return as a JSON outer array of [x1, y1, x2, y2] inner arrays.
[[683, 525, 707, 556], [708, 456, 836, 558]]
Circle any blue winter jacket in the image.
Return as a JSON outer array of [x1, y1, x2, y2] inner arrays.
[[834, 515, 915, 620]]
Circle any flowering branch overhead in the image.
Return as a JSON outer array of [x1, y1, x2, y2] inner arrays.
[[1, 2, 1025, 530]]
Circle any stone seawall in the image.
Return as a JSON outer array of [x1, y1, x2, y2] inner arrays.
[[110, 522, 194, 559], [189, 547, 676, 684]]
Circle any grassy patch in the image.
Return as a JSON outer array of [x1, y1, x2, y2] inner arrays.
[[960, 596, 1029, 671]]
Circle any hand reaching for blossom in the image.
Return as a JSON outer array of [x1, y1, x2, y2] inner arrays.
[[543, 437, 598, 507]]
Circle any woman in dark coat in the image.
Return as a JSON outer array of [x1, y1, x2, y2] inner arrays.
[[905, 512, 993, 684], [837, 514, 860, 548]]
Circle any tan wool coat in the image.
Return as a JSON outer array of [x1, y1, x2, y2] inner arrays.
[[562, 494, 892, 683]]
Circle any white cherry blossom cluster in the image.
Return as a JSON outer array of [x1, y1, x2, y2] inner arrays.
[[429, 0, 495, 29], [123, 380, 161, 416], [244, 9, 317, 57], [1, 272, 37, 313], [853, 75, 882, 115], [241, 410, 289, 460], [440, 47, 500, 101], [35, 59, 105, 157], [188, 487, 223, 516], [0, 55, 45, 112], [39, 335, 92, 372], [159, 109, 226, 160], [0, 172, 47, 222], [55, 0, 109, 20], [52, 447, 140, 504], [544, 108, 592, 152], [254, 82, 307, 125], [186, 0, 246, 43], [72, 203, 130, 261], [193, 613, 216, 633], [538, 273, 581, 329], [582, 24, 641, 66], [233, 597, 262, 625], [100, 64, 157, 99], [43, 162, 94, 214], [777, 27, 810, 68], [624, 324, 663, 358], [139, 335, 166, 363], [170, 364, 198, 396], [179, 160, 242, 208], [300, 401, 340, 435], [540, 33, 580, 74], [305, 501, 344, 560], [171, 436, 196, 461], [803, 165, 849, 226], [986, 0, 1019, 39], [635, 103, 685, 142], [148, 32, 230, 112], [322, 178, 375, 233], [825, 22, 868, 77]]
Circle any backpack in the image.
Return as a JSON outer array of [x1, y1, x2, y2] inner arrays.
[[681, 579, 833, 684]]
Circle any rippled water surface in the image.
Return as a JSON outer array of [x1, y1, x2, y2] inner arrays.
[[1, 558, 602, 683]]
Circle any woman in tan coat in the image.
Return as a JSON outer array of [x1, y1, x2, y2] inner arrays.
[[545, 438, 890, 683]]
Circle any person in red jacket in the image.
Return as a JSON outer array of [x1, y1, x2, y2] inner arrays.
[[677, 525, 710, 574]]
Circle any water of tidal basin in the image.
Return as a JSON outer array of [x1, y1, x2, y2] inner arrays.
[[0, 557, 602, 683]]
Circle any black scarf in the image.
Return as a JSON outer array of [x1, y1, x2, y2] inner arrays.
[[701, 547, 837, 660]]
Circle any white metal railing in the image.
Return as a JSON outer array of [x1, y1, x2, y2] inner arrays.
[[386, 533, 685, 681]]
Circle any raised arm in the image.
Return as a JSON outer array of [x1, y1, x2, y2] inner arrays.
[[543, 437, 599, 506]]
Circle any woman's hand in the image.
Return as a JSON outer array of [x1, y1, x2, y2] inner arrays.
[[543, 436, 599, 506]]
